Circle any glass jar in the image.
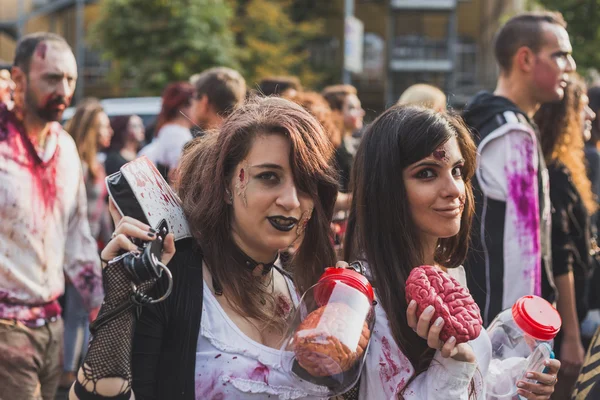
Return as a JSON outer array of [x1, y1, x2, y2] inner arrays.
[[280, 267, 375, 397], [486, 295, 561, 399]]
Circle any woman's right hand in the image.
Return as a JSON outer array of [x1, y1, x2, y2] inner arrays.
[[407, 300, 476, 363], [101, 198, 176, 266]]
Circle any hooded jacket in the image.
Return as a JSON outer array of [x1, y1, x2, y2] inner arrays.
[[462, 92, 556, 326]]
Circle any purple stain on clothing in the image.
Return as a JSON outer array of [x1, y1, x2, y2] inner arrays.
[[72, 262, 103, 309], [506, 140, 542, 296], [248, 362, 269, 384]]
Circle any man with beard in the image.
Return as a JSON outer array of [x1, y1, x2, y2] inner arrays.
[[0, 32, 103, 400]]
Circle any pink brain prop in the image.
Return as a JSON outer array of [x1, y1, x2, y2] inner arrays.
[[405, 265, 482, 344]]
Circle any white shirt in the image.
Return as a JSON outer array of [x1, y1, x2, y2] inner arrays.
[[195, 275, 327, 400], [0, 106, 104, 320], [138, 123, 192, 170], [359, 266, 492, 400]]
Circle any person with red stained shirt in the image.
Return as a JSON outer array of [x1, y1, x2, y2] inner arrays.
[[462, 12, 575, 326], [0, 32, 103, 400]]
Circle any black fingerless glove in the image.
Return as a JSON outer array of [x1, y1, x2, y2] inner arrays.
[[75, 257, 157, 399]]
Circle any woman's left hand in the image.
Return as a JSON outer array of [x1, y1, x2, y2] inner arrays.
[[516, 358, 561, 399]]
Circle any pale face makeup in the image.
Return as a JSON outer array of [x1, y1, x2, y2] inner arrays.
[[403, 136, 466, 247], [531, 24, 576, 103], [342, 94, 365, 131], [229, 134, 315, 262], [581, 94, 596, 142], [128, 115, 146, 143], [21, 41, 77, 122], [96, 111, 113, 149]]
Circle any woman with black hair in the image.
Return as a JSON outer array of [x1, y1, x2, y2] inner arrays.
[[342, 105, 561, 399]]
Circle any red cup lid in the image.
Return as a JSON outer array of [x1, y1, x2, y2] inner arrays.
[[511, 295, 562, 341], [315, 268, 374, 305]]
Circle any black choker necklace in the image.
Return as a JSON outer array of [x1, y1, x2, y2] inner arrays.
[[211, 245, 278, 297], [231, 244, 278, 276]]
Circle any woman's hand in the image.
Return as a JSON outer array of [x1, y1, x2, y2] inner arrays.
[[406, 300, 476, 363], [516, 358, 561, 399], [101, 198, 176, 266]]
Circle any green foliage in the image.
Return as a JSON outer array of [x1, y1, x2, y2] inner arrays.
[[533, 0, 600, 74], [231, 0, 325, 89], [90, 0, 238, 95]]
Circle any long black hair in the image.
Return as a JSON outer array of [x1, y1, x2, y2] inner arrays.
[[344, 105, 477, 386]]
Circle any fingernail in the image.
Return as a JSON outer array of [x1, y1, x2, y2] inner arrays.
[[137, 246, 144, 252], [424, 305, 434, 315], [409, 300, 416, 308], [517, 382, 525, 388], [526, 372, 534, 379], [147, 232, 155, 237], [544, 360, 550, 366], [149, 228, 157, 233], [448, 336, 456, 343], [434, 317, 444, 327]]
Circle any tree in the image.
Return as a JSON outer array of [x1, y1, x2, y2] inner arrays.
[[90, 0, 238, 95], [532, 0, 600, 74], [231, 0, 325, 89]]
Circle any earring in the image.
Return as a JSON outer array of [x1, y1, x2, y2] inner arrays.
[[226, 189, 233, 204]]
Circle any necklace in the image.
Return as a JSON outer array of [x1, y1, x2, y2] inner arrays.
[[211, 244, 279, 297], [259, 268, 275, 306]]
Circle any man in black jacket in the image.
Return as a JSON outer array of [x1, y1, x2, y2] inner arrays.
[[462, 12, 575, 326]]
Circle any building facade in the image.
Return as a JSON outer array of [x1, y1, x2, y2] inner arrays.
[[311, 0, 526, 114], [0, 0, 526, 106]]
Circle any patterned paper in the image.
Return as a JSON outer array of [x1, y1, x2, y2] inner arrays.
[[108, 156, 191, 241]]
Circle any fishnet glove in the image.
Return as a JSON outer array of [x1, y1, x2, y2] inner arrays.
[[76, 257, 156, 398]]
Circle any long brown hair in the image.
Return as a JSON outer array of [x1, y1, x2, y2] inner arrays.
[[344, 105, 477, 387], [64, 98, 105, 179], [535, 76, 598, 215], [178, 96, 339, 328]]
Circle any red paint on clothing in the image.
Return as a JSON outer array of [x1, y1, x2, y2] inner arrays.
[[248, 362, 269, 384], [0, 106, 61, 215], [379, 336, 401, 382]]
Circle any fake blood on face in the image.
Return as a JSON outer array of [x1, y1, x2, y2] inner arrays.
[[36, 43, 47, 60]]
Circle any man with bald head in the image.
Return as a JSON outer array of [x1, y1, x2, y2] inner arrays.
[[0, 32, 103, 399]]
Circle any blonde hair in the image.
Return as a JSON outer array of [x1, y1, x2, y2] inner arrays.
[[535, 76, 598, 215], [397, 84, 447, 111]]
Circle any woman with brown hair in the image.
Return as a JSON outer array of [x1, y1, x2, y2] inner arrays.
[[342, 105, 560, 399], [534, 76, 597, 397], [62, 98, 113, 387], [69, 97, 339, 400], [286, 91, 351, 257]]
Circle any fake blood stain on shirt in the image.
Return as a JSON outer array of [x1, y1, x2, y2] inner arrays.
[[0, 107, 61, 218]]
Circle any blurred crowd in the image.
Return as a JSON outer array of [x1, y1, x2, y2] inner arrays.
[[3, 8, 600, 400]]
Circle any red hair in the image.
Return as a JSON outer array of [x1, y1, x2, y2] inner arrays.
[[155, 81, 194, 134]]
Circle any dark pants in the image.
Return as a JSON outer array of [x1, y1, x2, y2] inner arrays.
[[0, 318, 64, 400]]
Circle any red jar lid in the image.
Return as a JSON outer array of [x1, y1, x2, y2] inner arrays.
[[511, 295, 562, 341], [314, 267, 374, 306]]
